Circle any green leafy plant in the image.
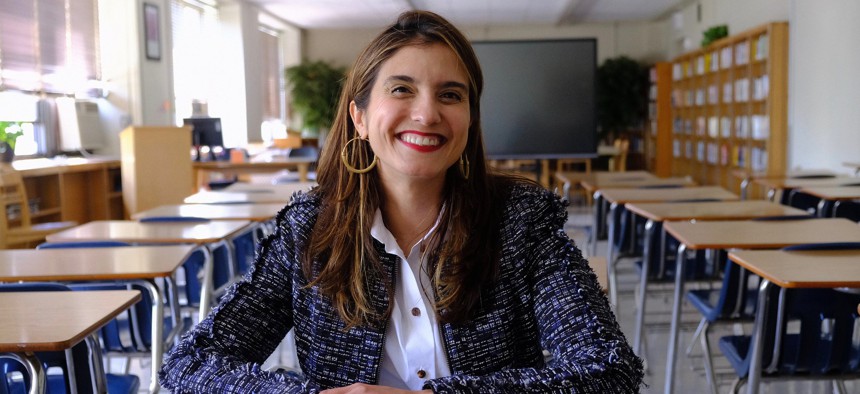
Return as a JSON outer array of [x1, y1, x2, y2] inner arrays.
[[285, 60, 346, 135], [0, 121, 24, 150], [596, 56, 648, 142], [702, 25, 729, 47]]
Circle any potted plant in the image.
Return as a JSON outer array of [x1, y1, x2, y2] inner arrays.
[[0, 121, 24, 163], [285, 60, 346, 143], [596, 56, 649, 143]]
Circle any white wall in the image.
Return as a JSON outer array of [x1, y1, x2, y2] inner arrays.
[[304, 21, 668, 69], [788, 0, 860, 173]]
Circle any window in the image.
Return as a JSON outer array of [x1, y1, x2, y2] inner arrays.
[[171, 0, 219, 124], [0, 0, 101, 94], [259, 26, 283, 121], [0, 0, 100, 156]]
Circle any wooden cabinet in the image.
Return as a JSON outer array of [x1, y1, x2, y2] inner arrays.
[[669, 22, 788, 191], [13, 158, 125, 223], [645, 62, 673, 177], [120, 126, 193, 215]]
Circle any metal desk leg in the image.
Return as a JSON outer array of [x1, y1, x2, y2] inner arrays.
[[746, 280, 774, 394], [664, 243, 688, 394], [85, 334, 108, 393], [607, 202, 620, 306], [740, 176, 750, 200], [634, 219, 655, 357], [3, 352, 45, 394], [590, 191, 603, 257], [198, 246, 215, 320], [139, 280, 164, 394]]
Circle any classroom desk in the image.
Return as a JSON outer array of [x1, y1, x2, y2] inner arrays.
[[660, 218, 860, 394], [842, 161, 860, 176], [184, 181, 314, 204], [796, 185, 860, 217], [752, 176, 860, 202], [598, 186, 739, 305], [622, 201, 809, 357], [45, 220, 250, 320], [223, 181, 317, 194], [0, 246, 193, 393], [133, 203, 285, 222], [554, 170, 656, 200], [728, 248, 860, 394], [731, 169, 836, 200], [193, 158, 315, 189], [0, 290, 141, 394]]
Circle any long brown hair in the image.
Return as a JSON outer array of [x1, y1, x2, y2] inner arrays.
[[305, 10, 509, 329]]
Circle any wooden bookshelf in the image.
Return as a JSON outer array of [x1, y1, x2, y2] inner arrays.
[[13, 158, 126, 224], [645, 62, 673, 177], [669, 22, 788, 191]]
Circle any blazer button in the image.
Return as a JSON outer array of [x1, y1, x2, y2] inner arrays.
[[416, 369, 427, 379], [411, 307, 421, 316]]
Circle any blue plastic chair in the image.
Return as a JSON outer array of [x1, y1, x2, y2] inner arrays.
[[0, 283, 139, 394], [833, 200, 860, 222], [717, 243, 860, 393]]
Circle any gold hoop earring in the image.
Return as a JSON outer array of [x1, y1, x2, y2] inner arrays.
[[459, 154, 470, 180], [341, 136, 377, 174]]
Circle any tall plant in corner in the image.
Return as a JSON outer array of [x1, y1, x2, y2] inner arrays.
[[285, 60, 346, 139], [596, 56, 648, 143], [0, 121, 24, 163]]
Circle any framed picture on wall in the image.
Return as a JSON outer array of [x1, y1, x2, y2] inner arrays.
[[144, 3, 161, 61]]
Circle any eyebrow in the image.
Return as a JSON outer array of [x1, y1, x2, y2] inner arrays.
[[385, 75, 468, 91]]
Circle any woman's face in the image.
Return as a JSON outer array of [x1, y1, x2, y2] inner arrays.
[[350, 43, 470, 186]]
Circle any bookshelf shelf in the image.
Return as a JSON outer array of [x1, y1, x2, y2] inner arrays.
[[668, 22, 788, 191]]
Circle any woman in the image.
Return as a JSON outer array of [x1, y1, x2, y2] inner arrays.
[[159, 10, 643, 393]]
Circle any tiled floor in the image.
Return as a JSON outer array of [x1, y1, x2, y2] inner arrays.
[[130, 201, 859, 393]]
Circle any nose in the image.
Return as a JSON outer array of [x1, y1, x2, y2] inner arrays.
[[411, 94, 441, 125]]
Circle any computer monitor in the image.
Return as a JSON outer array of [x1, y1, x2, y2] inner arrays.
[[183, 117, 224, 147]]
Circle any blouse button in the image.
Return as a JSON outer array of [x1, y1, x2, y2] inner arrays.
[[416, 369, 427, 379], [411, 307, 421, 317]]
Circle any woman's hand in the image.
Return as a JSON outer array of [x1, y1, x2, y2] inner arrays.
[[321, 383, 432, 394]]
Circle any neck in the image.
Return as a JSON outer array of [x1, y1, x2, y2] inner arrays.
[[379, 176, 445, 254]]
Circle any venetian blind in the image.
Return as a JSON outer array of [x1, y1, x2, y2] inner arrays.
[[0, 0, 100, 94], [259, 27, 282, 120]]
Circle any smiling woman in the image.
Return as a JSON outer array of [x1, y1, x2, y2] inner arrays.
[[159, 10, 643, 394]]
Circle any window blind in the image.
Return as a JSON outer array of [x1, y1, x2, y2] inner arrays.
[[0, 0, 100, 94]]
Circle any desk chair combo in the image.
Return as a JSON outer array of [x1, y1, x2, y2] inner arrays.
[[0, 283, 139, 394], [0, 166, 76, 249]]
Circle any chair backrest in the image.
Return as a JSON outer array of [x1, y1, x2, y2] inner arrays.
[[758, 286, 860, 376], [37, 241, 133, 249], [833, 200, 860, 223], [611, 138, 630, 172], [785, 189, 821, 215], [0, 166, 33, 247]]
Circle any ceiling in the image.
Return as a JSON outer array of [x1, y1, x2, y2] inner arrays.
[[249, 0, 689, 29]]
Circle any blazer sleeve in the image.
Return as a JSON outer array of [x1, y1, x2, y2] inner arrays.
[[158, 204, 320, 394], [424, 189, 644, 393]]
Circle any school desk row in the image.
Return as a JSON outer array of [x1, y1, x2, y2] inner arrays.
[[556, 170, 860, 394], [0, 181, 315, 393]]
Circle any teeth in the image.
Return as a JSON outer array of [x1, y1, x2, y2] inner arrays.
[[401, 134, 440, 146]]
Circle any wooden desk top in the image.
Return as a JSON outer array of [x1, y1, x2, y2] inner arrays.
[[45, 220, 251, 244], [224, 182, 317, 194], [0, 245, 194, 281], [664, 218, 860, 250], [731, 168, 836, 180], [581, 176, 695, 193], [599, 186, 738, 205], [193, 157, 315, 170], [133, 203, 285, 221], [752, 176, 860, 190], [625, 200, 808, 222], [555, 170, 656, 186], [184, 191, 292, 204], [729, 249, 860, 288], [0, 290, 140, 352], [797, 186, 860, 201]]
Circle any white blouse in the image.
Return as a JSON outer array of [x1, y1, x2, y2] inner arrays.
[[370, 208, 451, 390]]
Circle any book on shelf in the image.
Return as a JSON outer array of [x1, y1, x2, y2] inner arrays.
[[708, 117, 719, 138], [720, 46, 733, 69], [720, 117, 731, 138], [723, 82, 733, 103]]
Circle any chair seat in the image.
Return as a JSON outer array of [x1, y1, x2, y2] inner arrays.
[[106, 373, 140, 394], [687, 288, 758, 322]]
